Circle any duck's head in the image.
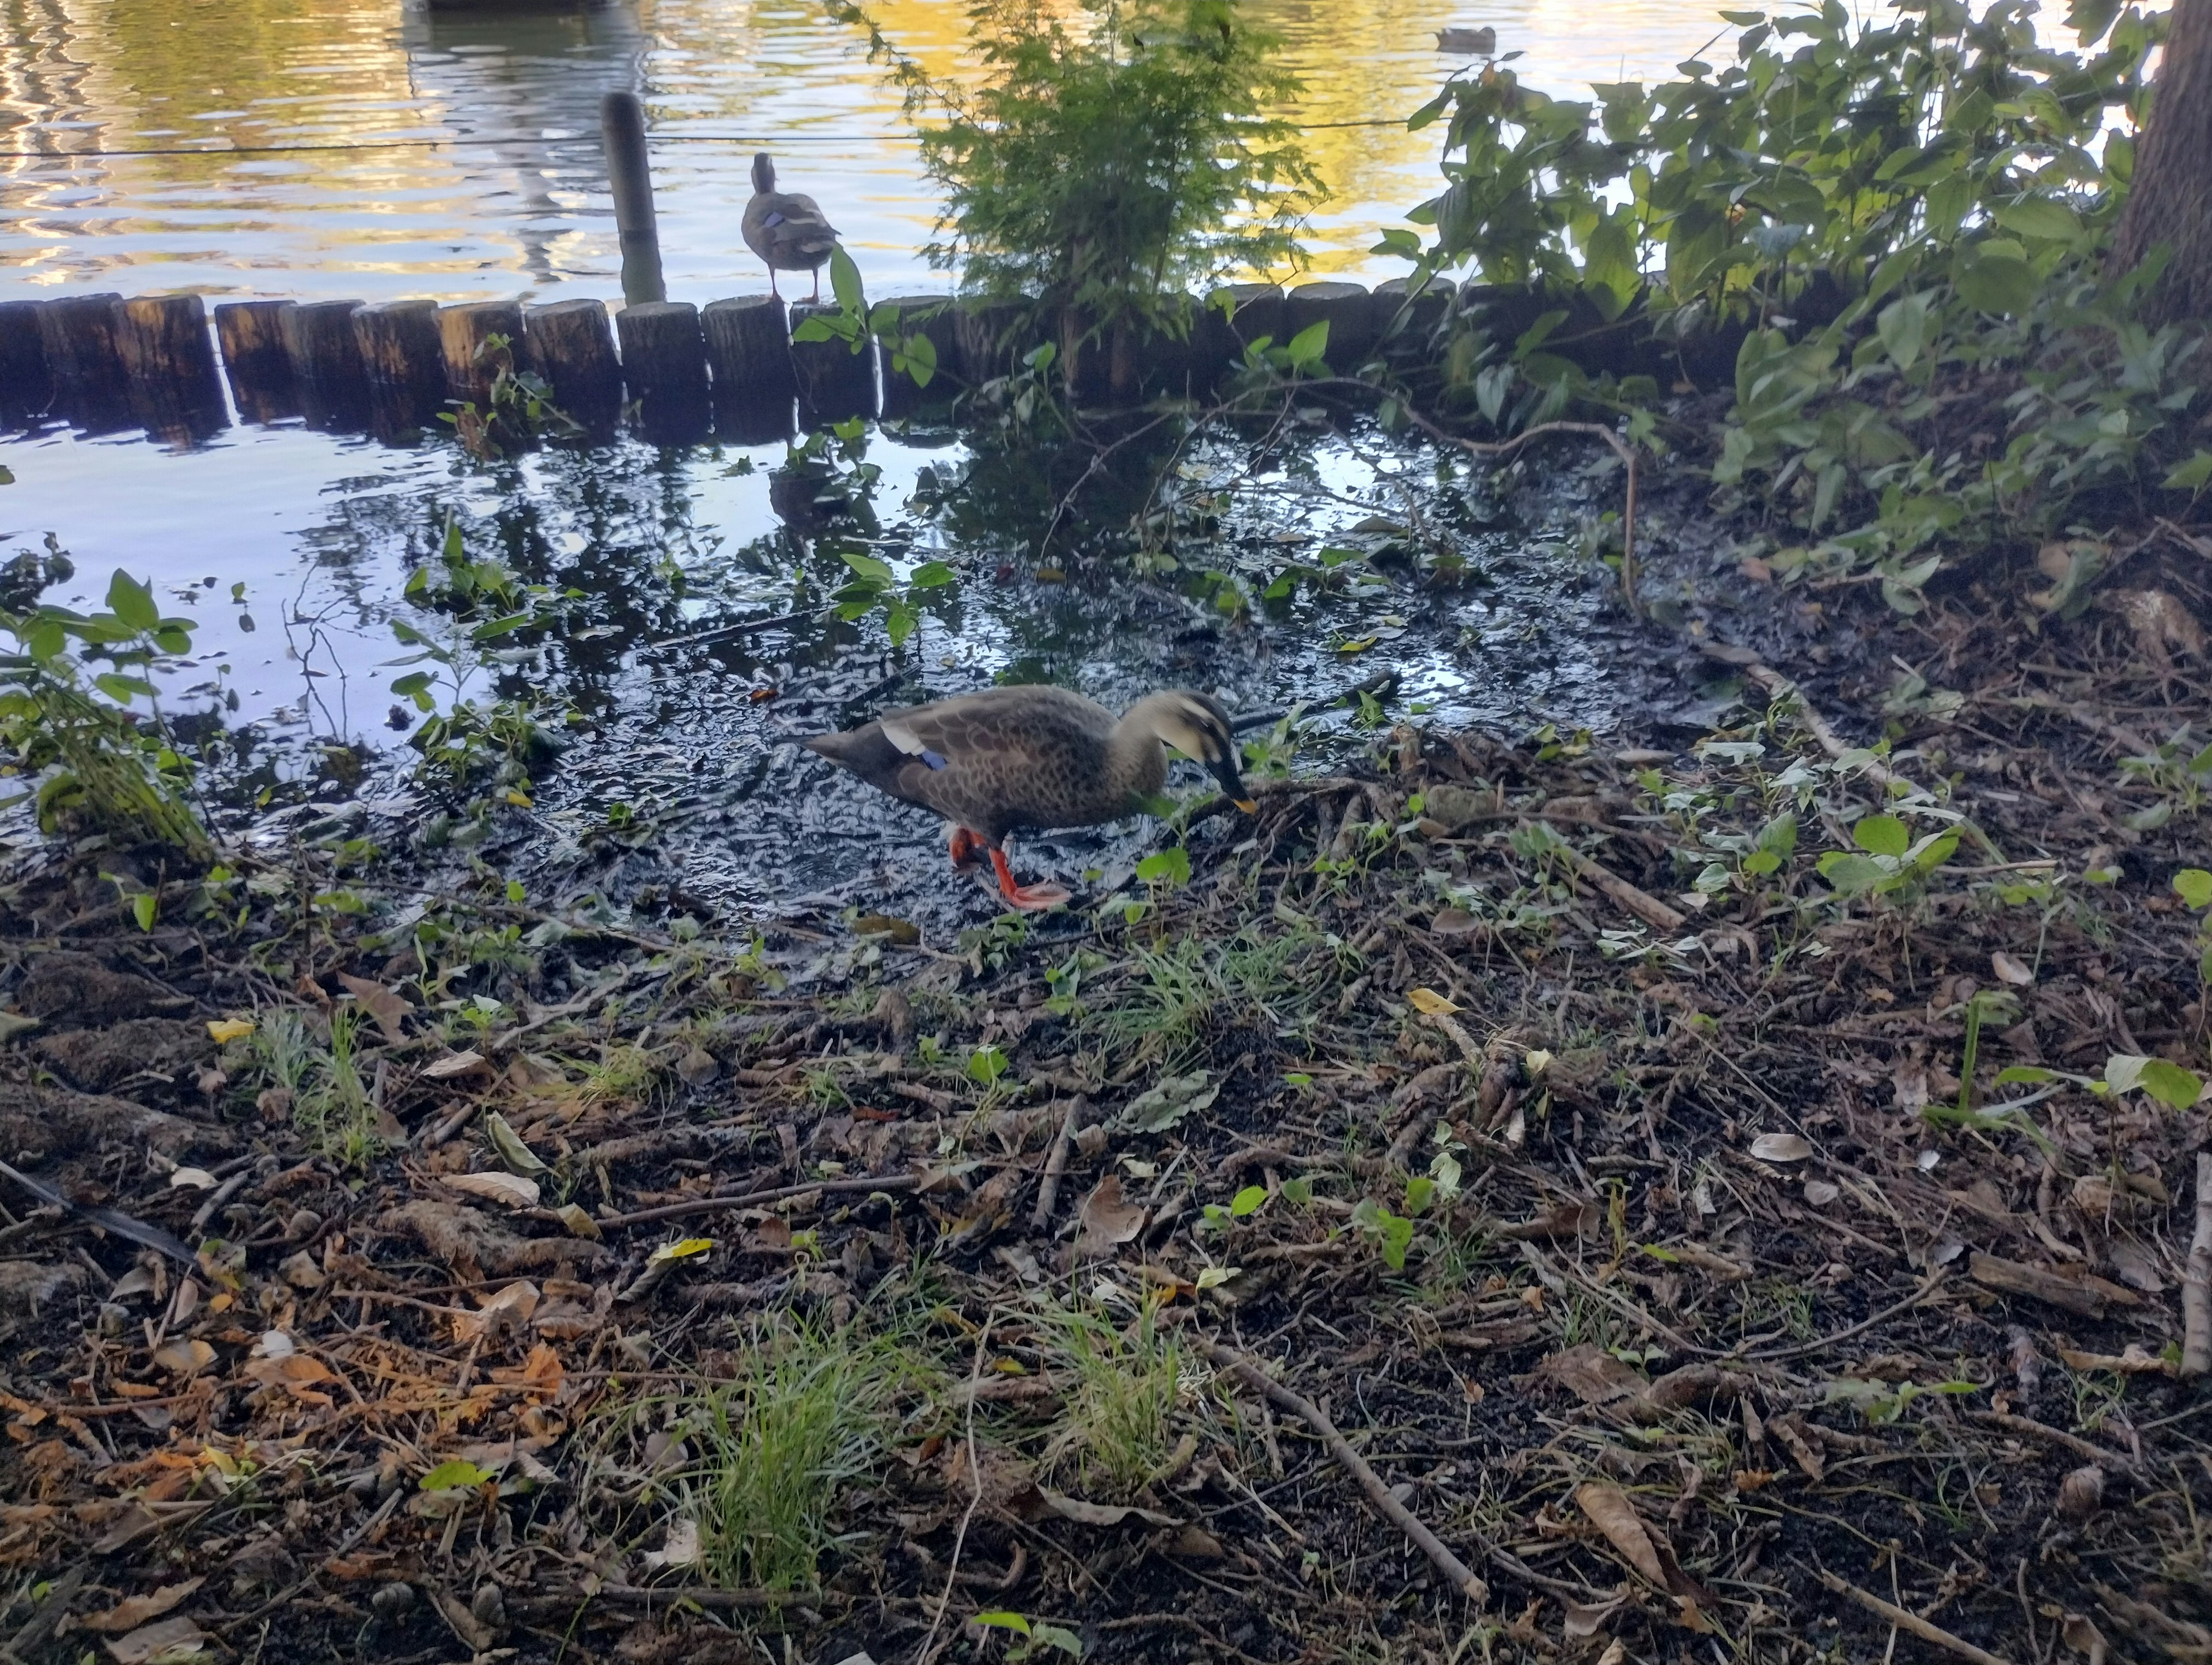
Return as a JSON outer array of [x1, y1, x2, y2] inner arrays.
[[1131, 690, 1255, 811], [751, 152, 776, 195]]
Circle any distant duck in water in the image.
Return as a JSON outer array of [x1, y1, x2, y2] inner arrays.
[[743, 152, 840, 302], [802, 686, 1257, 911]]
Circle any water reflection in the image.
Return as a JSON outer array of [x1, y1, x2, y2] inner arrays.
[[0, 0, 1748, 303]]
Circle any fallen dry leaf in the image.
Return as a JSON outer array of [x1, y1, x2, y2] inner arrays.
[[1074, 1174, 1146, 1260], [1407, 987, 1460, 1015], [82, 1579, 203, 1633], [151, 1340, 214, 1378], [1802, 1179, 1840, 1207], [2056, 1342, 2172, 1375], [643, 1516, 701, 1569], [1536, 1345, 1647, 1410], [1430, 908, 1479, 936], [422, 1049, 489, 1081], [452, 1279, 540, 1342], [336, 973, 410, 1044], [1574, 1481, 1668, 1586], [2062, 1613, 2111, 1665], [104, 1615, 205, 1664], [1991, 950, 2035, 987], [1748, 1132, 1812, 1163], [1016, 1484, 1178, 1528], [2056, 1463, 2105, 1522], [444, 1171, 541, 1210]]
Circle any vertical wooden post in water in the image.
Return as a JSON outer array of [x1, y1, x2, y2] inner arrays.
[[0, 301, 51, 428], [1282, 282, 1375, 376], [438, 299, 527, 407], [114, 294, 228, 441], [616, 299, 709, 443], [214, 300, 298, 423], [701, 295, 795, 441], [522, 298, 620, 434], [789, 301, 876, 424], [601, 92, 666, 307], [282, 299, 368, 430], [38, 293, 130, 430], [353, 299, 447, 433], [1193, 283, 1283, 385]]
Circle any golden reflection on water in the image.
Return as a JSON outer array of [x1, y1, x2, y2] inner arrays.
[[0, 0, 1741, 301]]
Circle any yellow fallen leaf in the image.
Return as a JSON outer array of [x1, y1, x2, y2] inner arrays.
[[503, 788, 533, 807], [1408, 987, 1460, 1016], [1336, 635, 1378, 654], [649, 1238, 714, 1264], [206, 1018, 253, 1045]]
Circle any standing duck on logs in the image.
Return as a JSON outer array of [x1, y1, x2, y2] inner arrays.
[[802, 687, 1257, 911], [743, 152, 841, 302]]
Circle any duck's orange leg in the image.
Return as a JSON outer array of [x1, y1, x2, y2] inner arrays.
[[988, 847, 1072, 912], [948, 825, 988, 870]]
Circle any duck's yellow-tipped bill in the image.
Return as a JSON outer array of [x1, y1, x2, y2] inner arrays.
[[1233, 798, 1258, 813]]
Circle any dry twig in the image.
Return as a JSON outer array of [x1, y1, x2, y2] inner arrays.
[[1818, 1569, 2018, 1665], [2185, 1152, 2212, 1379]]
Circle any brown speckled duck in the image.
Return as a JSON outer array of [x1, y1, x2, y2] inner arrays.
[[743, 153, 840, 302], [802, 687, 1256, 910]]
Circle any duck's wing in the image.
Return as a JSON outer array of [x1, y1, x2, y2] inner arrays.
[[873, 689, 1119, 837], [753, 190, 840, 264]]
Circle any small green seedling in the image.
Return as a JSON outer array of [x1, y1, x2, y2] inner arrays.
[[972, 1611, 1084, 1659]]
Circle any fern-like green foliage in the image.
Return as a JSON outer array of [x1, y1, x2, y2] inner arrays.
[[832, 0, 1323, 336]]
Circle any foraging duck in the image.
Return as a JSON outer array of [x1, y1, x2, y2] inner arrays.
[[802, 687, 1257, 911], [743, 153, 840, 302]]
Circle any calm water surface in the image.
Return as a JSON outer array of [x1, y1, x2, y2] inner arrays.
[[0, 0, 1733, 919]]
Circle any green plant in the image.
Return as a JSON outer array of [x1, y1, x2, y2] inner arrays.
[[1816, 812, 1960, 904], [974, 1611, 1085, 1659], [789, 248, 942, 392], [251, 1008, 384, 1170], [1399, 0, 2176, 600], [0, 569, 208, 854], [2118, 727, 2212, 828], [836, 0, 1321, 342], [1040, 1299, 1183, 1497], [386, 518, 575, 796], [1349, 1196, 1416, 1270], [440, 332, 584, 460], [2175, 867, 2212, 987], [677, 1322, 921, 1591]]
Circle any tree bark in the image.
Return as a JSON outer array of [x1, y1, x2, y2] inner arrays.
[[2111, 0, 2212, 325]]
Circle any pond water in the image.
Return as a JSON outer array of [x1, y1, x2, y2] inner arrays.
[[0, 0, 1732, 923]]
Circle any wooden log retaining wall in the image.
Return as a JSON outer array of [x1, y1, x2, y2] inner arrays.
[[0, 275, 1492, 449]]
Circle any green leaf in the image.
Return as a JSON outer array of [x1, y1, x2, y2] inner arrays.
[[1990, 197, 2083, 244], [1403, 1175, 1436, 1215], [966, 1044, 1009, 1086], [1230, 1184, 1266, 1218], [420, 1459, 495, 1492], [93, 672, 155, 704], [908, 560, 956, 589], [790, 317, 839, 344], [1994, 1065, 2058, 1084], [485, 1110, 551, 1175], [107, 571, 159, 632], [2138, 1057, 2205, 1110], [829, 245, 865, 317], [1285, 319, 1330, 368], [1817, 852, 1891, 896], [839, 549, 896, 587], [1135, 846, 1190, 888], [130, 893, 157, 932], [973, 1613, 1032, 1637], [898, 332, 937, 388], [1875, 293, 1929, 370], [1031, 1622, 1085, 1657], [1377, 1210, 1413, 1270], [2173, 868, 2212, 911], [1280, 1175, 1313, 1205], [1953, 247, 2036, 314], [1852, 814, 1910, 857], [2164, 452, 2212, 492]]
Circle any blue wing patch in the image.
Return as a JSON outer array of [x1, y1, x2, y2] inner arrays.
[[920, 749, 950, 771], [764, 210, 786, 228]]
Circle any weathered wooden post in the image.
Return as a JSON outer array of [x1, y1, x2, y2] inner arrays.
[[601, 92, 666, 307], [874, 294, 958, 418], [702, 295, 796, 437], [438, 299, 526, 407], [38, 293, 130, 431], [113, 294, 229, 441], [1283, 281, 1375, 373], [1372, 275, 1455, 365], [616, 299, 710, 443], [282, 299, 368, 429], [0, 301, 51, 427], [789, 301, 876, 422], [522, 298, 620, 433], [353, 299, 447, 433], [952, 301, 1029, 390], [214, 300, 298, 423]]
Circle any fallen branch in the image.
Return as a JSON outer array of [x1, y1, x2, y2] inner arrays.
[[2184, 1152, 2212, 1379], [1031, 1097, 1086, 1230], [1818, 1569, 2018, 1665], [1967, 1409, 2135, 1471], [1194, 1338, 1486, 1602], [1699, 643, 1904, 791], [1559, 843, 1686, 934], [589, 1172, 919, 1232]]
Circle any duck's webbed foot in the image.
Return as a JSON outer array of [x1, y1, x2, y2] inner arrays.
[[948, 825, 988, 871], [988, 848, 1071, 912]]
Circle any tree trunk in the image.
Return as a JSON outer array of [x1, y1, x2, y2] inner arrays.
[[2111, 0, 2212, 325]]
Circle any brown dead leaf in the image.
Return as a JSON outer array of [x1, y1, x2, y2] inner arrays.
[[82, 1578, 203, 1633], [241, 1353, 339, 1406], [335, 974, 410, 1045], [104, 1616, 204, 1664], [1748, 1132, 1812, 1163], [1768, 1414, 1825, 1481], [452, 1280, 540, 1343], [1014, 1484, 1178, 1528], [1536, 1345, 1647, 1410], [151, 1340, 214, 1378], [2062, 1613, 2111, 1665], [1991, 951, 2035, 988], [1074, 1174, 1146, 1260], [2056, 1342, 2172, 1375], [422, 1049, 490, 1082], [1573, 1481, 1667, 1586], [2101, 588, 2206, 668], [444, 1171, 541, 1211], [1493, 1203, 1602, 1241]]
